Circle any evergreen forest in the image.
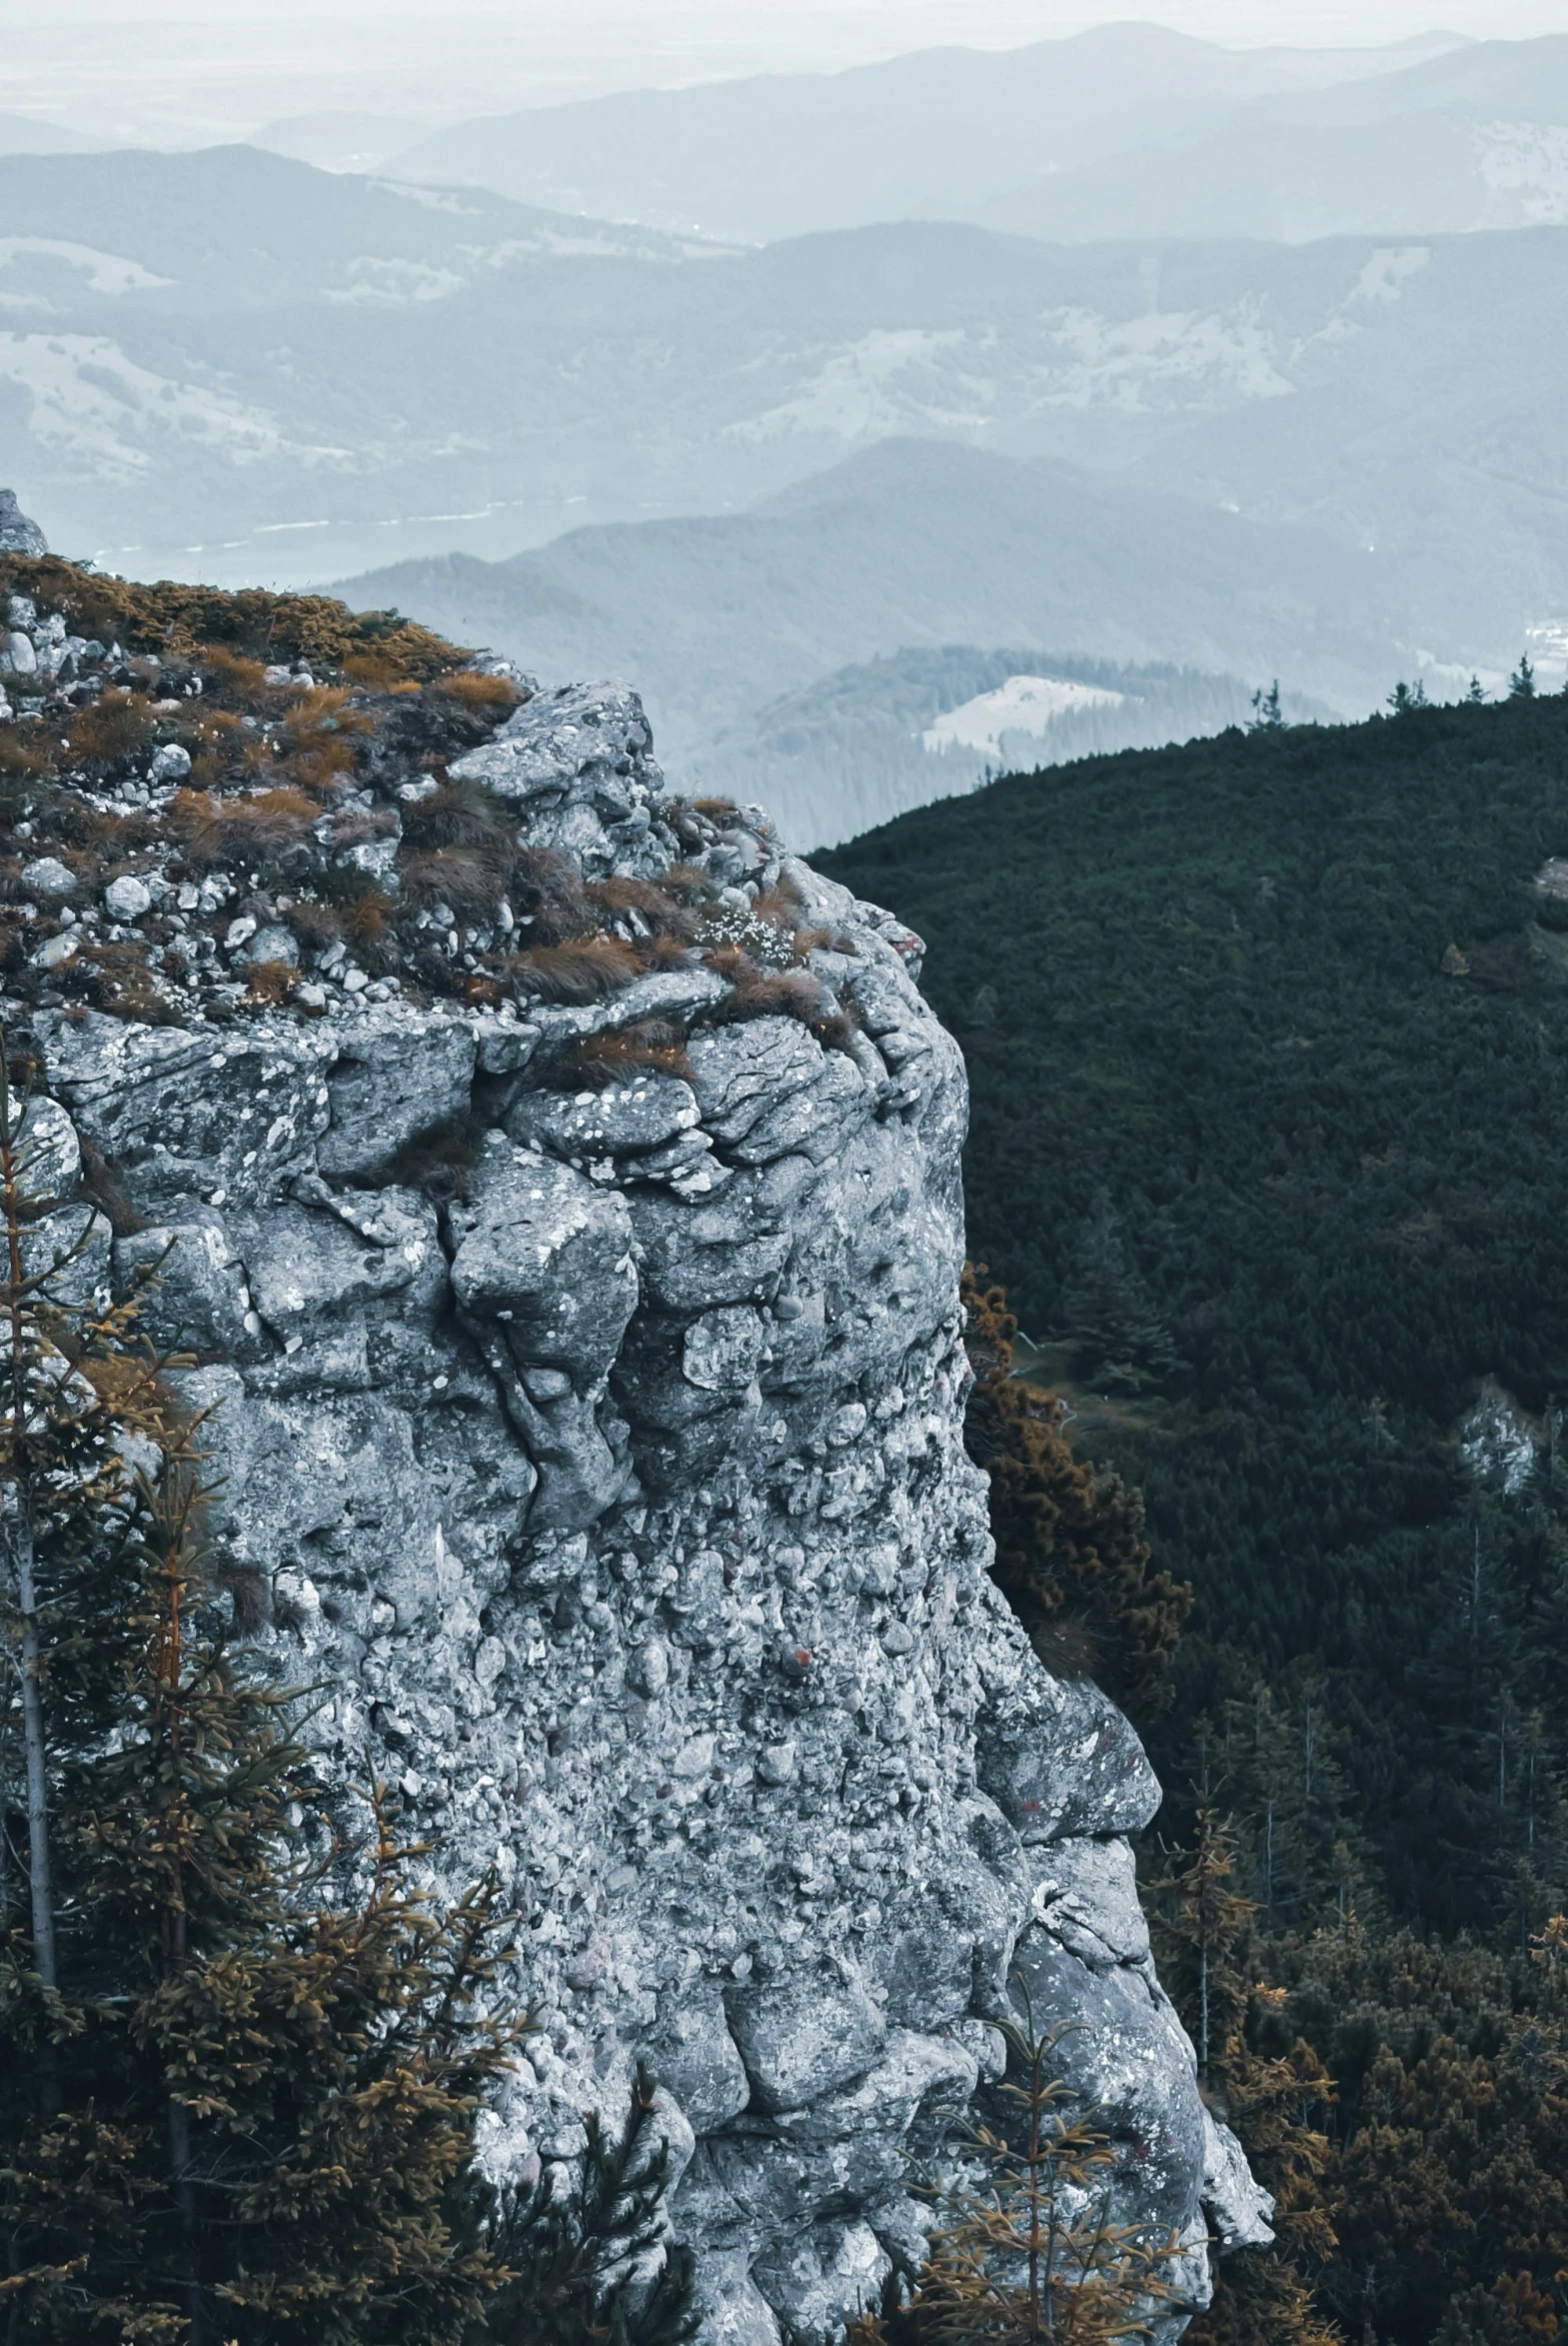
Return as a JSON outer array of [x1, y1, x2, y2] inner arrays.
[[823, 689, 1568, 2345]]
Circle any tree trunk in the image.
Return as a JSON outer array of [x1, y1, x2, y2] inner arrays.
[[10, 1510, 57, 1994], [167, 2086, 206, 2346]]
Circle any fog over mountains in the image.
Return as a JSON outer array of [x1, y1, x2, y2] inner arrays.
[[3, 22, 1566, 840]]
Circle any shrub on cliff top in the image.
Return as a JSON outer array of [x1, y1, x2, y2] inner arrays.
[[0, 555, 461, 684]]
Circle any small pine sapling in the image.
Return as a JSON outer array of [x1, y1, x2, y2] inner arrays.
[[852, 1978, 1178, 2344], [489, 2062, 698, 2346]]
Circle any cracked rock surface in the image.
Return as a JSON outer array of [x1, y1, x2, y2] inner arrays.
[[20, 674, 1268, 2343]]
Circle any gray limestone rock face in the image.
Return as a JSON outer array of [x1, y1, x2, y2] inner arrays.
[[114, 1207, 262, 1360], [0, 490, 46, 556], [33, 1012, 333, 1214], [449, 679, 673, 878], [315, 1012, 475, 1177], [644, 1986, 753, 2135], [977, 1669, 1163, 1841], [24, 1202, 112, 1314], [726, 1955, 887, 2114], [18, 673, 1260, 2341], [9, 1093, 82, 1204]]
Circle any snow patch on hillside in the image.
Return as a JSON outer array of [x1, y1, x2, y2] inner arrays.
[[1477, 123, 1568, 223], [1301, 247, 1432, 353], [0, 331, 285, 476], [0, 238, 174, 299], [1348, 246, 1432, 305], [922, 673, 1124, 757], [1031, 303, 1294, 411], [330, 256, 465, 304], [729, 329, 991, 443]]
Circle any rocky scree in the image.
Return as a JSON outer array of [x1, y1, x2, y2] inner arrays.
[[1, 515, 1268, 2345]]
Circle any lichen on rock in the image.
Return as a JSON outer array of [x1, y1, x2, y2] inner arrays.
[[0, 536, 1265, 2343]]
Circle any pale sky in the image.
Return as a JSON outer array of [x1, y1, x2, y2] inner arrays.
[[4, 3, 1566, 145]]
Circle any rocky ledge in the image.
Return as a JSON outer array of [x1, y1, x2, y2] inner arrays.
[[1, 514, 1268, 2343]]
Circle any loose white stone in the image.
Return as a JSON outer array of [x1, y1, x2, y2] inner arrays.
[[21, 856, 75, 899], [104, 875, 152, 922]]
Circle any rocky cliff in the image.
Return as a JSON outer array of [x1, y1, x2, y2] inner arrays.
[[0, 511, 1268, 2343]]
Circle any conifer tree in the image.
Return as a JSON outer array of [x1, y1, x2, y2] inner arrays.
[[1059, 1196, 1177, 1400], [1248, 684, 1285, 734], [4, 1424, 529, 2344], [490, 2063, 698, 2346], [1508, 655, 1536, 700], [1, 1032, 169, 2039], [962, 1271, 1189, 1713], [1465, 676, 1488, 704], [1387, 681, 1428, 716], [0, 1040, 537, 2343], [1150, 1803, 1339, 2346], [849, 1980, 1178, 2344]]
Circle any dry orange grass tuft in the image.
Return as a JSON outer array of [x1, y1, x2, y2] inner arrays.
[[68, 693, 154, 766], [433, 670, 523, 714], [342, 651, 409, 690], [705, 944, 830, 1021], [284, 898, 343, 953], [201, 649, 271, 706], [0, 730, 50, 788], [507, 936, 641, 1004], [72, 939, 182, 1025], [273, 687, 374, 793], [169, 786, 317, 871], [245, 959, 298, 1007], [751, 879, 809, 932], [338, 886, 393, 947], [401, 778, 516, 856], [399, 847, 508, 916], [563, 1020, 696, 1088], [658, 862, 724, 907], [510, 846, 595, 944], [703, 945, 862, 1055], [591, 874, 701, 943]]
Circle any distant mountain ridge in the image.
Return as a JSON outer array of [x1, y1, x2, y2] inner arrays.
[[337, 439, 1408, 845], [983, 36, 1568, 243], [0, 111, 104, 158], [380, 24, 1565, 248], [4, 140, 1566, 665]]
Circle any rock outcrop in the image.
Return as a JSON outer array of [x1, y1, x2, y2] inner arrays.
[[0, 490, 46, 557], [0, 554, 1268, 2343]]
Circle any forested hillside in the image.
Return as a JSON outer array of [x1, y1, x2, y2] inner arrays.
[[826, 692, 1568, 2343], [822, 692, 1568, 1938]]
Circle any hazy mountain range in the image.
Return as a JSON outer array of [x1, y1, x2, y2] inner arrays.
[[333, 436, 1443, 845], [385, 26, 1568, 246], [3, 146, 1564, 621], [0, 112, 104, 158], [4, 42, 1567, 846], [691, 647, 1334, 849]]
